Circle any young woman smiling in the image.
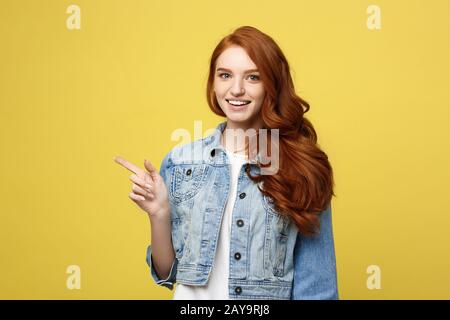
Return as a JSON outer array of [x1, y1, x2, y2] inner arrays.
[[115, 26, 338, 300]]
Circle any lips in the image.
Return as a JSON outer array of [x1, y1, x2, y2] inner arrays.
[[226, 99, 251, 106]]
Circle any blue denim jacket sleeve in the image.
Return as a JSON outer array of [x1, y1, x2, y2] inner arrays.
[[291, 203, 339, 300], [145, 152, 178, 290], [146, 244, 178, 290]]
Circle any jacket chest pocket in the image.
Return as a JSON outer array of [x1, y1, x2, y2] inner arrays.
[[262, 194, 290, 278], [170, 164, 210, 204]]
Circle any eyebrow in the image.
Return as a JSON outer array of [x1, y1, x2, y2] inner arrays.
[[216, 67, 259, 73]]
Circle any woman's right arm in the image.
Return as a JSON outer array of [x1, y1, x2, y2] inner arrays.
[[114, 155, 177, 288], [148, 211, 175, 280]]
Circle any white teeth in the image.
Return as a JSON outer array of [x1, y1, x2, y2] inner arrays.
[[227, 99, 250, 106]]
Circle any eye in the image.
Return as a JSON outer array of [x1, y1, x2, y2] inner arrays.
[[218, 73, 231, 79], [248, 74, 260, 81]]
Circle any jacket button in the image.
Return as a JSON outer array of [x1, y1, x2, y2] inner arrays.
[[235, 286, 242, 294], [186, 169, 192, 175], [234, 252, 241, 260], [236, 219, 244, 227], [239, 192, 246, 199], [210, 149, 215, 157]]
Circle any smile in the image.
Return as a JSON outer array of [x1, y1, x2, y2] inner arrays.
[[226, 99, 251, 106]]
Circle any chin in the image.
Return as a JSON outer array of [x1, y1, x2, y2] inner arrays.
[[224, 112, 252, 123], [226, 116, 261, 129], [219, 101, 261, 126]]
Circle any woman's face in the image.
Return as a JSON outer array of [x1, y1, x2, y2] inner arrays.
[[213, 45, 266, 130]]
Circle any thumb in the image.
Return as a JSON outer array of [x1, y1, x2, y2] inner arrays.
[[144, 159, 159, 182]]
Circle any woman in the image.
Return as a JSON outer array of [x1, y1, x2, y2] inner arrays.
[[114, 26, 338, 300]]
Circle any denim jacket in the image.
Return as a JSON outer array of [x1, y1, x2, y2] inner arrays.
[[146, 121, 339, 300]]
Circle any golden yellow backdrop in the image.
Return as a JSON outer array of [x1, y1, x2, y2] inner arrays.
[[1, 0, 449, 299]]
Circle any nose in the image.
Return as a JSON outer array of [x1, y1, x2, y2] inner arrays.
[[230, 79, 245, 96]]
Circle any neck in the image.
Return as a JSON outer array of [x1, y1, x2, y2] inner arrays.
[[220, 117, 264, 157]]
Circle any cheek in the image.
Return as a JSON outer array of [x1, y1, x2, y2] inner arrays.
[[250, 87, 266, 105], [213, 81, 227, 97]]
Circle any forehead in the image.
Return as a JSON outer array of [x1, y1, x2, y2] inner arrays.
[[216, 46, 257, 71]]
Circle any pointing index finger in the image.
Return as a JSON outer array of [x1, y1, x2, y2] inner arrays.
[[114, 156, 144, 175]]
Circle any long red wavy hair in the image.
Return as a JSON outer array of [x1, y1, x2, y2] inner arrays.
[[206, 26, 336, 237]]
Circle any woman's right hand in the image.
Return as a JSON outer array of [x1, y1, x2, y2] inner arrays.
[[114, 156, 170, 220]]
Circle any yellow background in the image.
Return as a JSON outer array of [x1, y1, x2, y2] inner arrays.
[[1, 0, 449, 299]]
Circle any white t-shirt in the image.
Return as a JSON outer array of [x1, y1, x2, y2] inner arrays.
[[173, 150, 248, 300]]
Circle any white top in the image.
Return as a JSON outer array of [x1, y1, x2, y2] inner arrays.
[[173, 150, 248, 300]]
